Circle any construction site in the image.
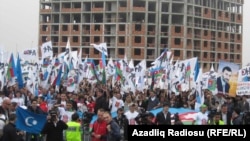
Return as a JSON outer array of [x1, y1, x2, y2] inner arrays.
[[39, 0, 244, 70]]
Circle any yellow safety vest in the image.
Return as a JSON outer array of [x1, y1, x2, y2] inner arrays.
[[208, 120, 225, 125], [66, 121, 82, 141]]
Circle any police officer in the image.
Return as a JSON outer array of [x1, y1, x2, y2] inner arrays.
[[66, 112, 82, 141]]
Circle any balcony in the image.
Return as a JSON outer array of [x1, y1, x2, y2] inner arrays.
[[148, 31, 155, 35], [194, 46, 201, 50], [82, 42, 90, 46], [147, 55, 155, 59], [132, 7, 146, 12], [119, 7, 128, 11], [147, 43, 155, 48], [40, 9, 52, 13], [160, 32, 168, 36], [117, 43, 126, 46], [61, 8, 81, 13], [82, 30, 90, 34], [91, 7, 104, 12], [52, 42, 59, 46], [71, 30, 80, 34], [160, 44, 168, 48]]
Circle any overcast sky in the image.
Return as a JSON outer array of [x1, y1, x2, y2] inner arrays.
[[0, 0, 249, 66]]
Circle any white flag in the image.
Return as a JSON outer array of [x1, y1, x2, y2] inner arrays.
[[90, 42, 108, 56], [41, 41, 53, 59], [20, 48, 38, 62]]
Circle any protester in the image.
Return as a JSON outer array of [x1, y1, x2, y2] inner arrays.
[[26, 99, 45, 141], [37, 96, 48, 113], [103, 111, 121, 141], [91, 108, 107, 141], [1, 49, 250, 141], [220, 104, 232, 125], [192, 104, 208, 125], [94, 89, 109, 114], [231, 108, 243, 125], [0, 114, 6, 140], [124, 103, 139, 125], [113, 108, 128, 141], [2, 113, 24, 141], [0, 98, 11, 122], [155, 103, 171, 125], [41, 108, 68, 141], [146, 90, 160, 111]]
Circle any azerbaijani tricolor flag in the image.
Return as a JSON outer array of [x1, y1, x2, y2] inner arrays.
[[88, 107, 198, 130], [7, 53, 16, 81]]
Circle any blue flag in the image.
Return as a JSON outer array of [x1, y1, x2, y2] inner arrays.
[[16, 54, 24, 89], [16, 107, 47, 134]]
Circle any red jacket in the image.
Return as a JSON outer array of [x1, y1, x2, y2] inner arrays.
[[87, 102, 96, 113], [39, 102, 48, 113], [92, 119, 107, 141]]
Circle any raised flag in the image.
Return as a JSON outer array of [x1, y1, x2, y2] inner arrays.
[[16, 53, 24, 89], [186, 62, 191, 78], [41, 41, 53, 59], [7, 53, 16, 81], [16, 107, 47, 134], [55, 65, 63, 86], [90, 42, 108, 56]]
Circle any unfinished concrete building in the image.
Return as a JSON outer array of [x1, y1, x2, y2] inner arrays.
[[39, 0, 244, 70]]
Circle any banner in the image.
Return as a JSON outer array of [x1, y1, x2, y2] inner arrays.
[[238, 66, 250, 82], [20, 48, 38, 61], [217, 61, 240, 97], [236, 82, 250, 96]]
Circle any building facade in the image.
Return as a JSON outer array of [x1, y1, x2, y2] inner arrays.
[[39, 0, 244, 71]]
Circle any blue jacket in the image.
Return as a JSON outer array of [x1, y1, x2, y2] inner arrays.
[[107, 120, 121, 141]]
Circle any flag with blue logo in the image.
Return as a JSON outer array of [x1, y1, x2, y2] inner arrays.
[[16, 107, 47, 134]]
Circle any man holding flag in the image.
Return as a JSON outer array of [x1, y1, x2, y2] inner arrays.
[[16, 99, 47, 141]]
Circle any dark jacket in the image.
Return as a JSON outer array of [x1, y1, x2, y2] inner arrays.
[[147, 97, 160, 111], [217, 77, 230, 94], [27, 106, 45, 115], [41, 120, 68, 141], [0, 106, 9, 122], [113, 115, 128, 140], [94, 96, 109, 114], [137, 100, 148, 112], [232, 115, 243, 125], [240, 101, 250, 113], [2, 122, 18, 141], [220, 112, 232, 125], [107, 120, 121, 141], [155, 111, 171, 125]]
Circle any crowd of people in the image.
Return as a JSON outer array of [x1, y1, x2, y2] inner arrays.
[[0, 78, 249, 141]]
